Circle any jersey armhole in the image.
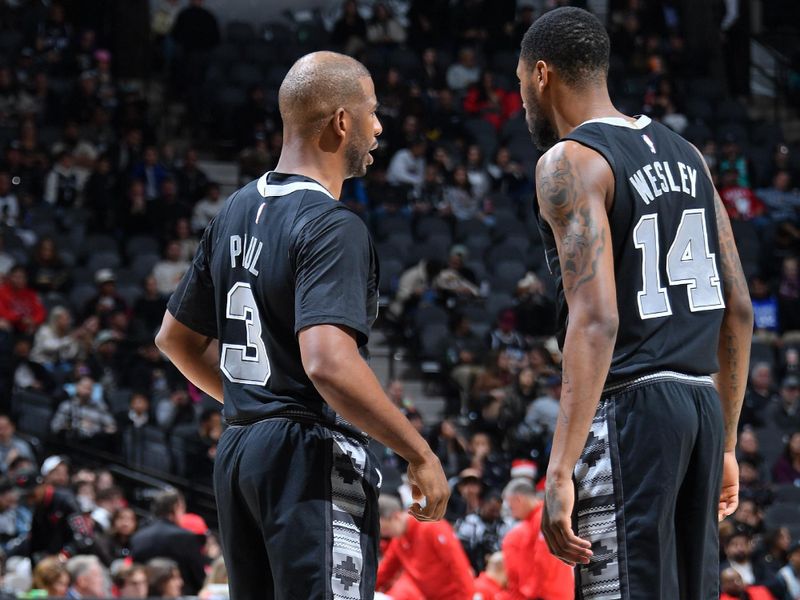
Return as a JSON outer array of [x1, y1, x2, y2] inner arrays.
[[561, 134, 618, 215]]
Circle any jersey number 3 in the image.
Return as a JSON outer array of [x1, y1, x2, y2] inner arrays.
[[633, 208, 725, 320], [220, 282, 271, 385]]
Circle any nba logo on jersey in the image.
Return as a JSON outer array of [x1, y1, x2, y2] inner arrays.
[[642, 134, 657, 154]]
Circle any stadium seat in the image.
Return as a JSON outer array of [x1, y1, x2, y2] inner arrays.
[[123, 426, 173, 474], [229, 64, 263, 88], [379, 259, 404, 296], [106, 389, 132, 415], [464, 234, 492, 260], [774, 485, 800, 504], [415, 216, 452, 241], [490, 260, 527, 294], [69, 284, 97, 313], [764, 502, 800, 532], [131, 254, 161, 280], [414, 304, 449, 330], [86, 251, 122, 273], [117, 285, 143, 307], [717, 98, 749, 123], [262, 21, 295, 45], [485, 292, 515, 319], [375, 214, 411, 241], [456, 218, 489, 242], [755, 425, 788, 470], [212, 43, 243, 65], [465, 119, 498, 160], [750, 340, 776, 370], [125, 235, 161, 260], [486, 240, 526, 265], [388, 47, 421, 79], [491, 51, 519, 77], [225, 21, 256, 43], [12, 391, 53, 440], [81, 234, 118, 260], [418, 322, 449, 361]]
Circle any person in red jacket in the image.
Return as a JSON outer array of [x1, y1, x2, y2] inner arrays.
[[463, 71, 523, 131], [720, 567, 775, 600], [719, 169, 766, 221], [501, 478, 573, 600], [0, 265, 46, 334], [377, 494, 474, 600], [474, 551, 507, 600]]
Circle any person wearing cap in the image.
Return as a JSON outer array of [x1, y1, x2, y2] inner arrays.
[[434, 244, 480, 299], [40, 455, 69, 487], [768, 376, 800, 435], [778, 541, 800, 599], [455, 490, 513, 573], [473, 552, 507, 600], [377, 494, 474, 600], [501, 478, 572, 600], [82, 269, 127, 328], [447, 467, 484, 522]]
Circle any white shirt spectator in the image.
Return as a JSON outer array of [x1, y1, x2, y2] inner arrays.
[[152, 258, 190, 295], [0, 191, 19, 227], [192, 194, 224, 232], [387, 149, 425, 192]]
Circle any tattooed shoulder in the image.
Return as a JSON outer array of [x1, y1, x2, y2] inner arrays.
[[536, 142, 607, 295]]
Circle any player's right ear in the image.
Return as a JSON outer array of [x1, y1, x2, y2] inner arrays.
[[331, 107, 348, 140]]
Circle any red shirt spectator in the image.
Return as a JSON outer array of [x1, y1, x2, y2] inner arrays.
[[502, 478, 574, 600], [474, 552, 507, 600], [0, 265, 46, 333], [719, 566, 775, 600], [719, 170, 765, 221], [464, 72, 522, 131], [377, 495, 474, 600]]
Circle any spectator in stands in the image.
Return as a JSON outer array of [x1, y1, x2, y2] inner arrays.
[[84, 154, 119, 233], [0, 475, 30, 556], [722, 531, 758, 585], [778, 257, 800, 333], [31, 306, 79, 368], [131, 275, 167, 339], [434, 245, 479, 300], [366, 3, 406, 46], [130, 489, 205, 595], [198, 556, 227, 600], [0, 415, 34, 475], [488, 146, 529, 200], [377, 494, 474, 599], [720, 135, 754, 189], [386, 136, 426, 193], [173, 218, 198, 262], [472, 351, 513, 407], [489, 308, 526, 357], [31, 556, 70, 598], [28, 237, 71, 294], [386, 259, 444, 324], [753, 527, 791, 584], [11, 335, 54, 394], [118, 391, 151, 430], [331, 0, 367, 55], [464, 72, 522, 131], [170, 0, 220, 106], [172, 408, 220, 486], [102, 507, 138, 562], [768, 376, 800, 435], [720, 567, 775, 600], [51, 375, 117, 443], [448, 467, 484, 522], [151, 240, 190, 295], [772, 432, 800, 485], [152, 178, 192, 241], [446, 47, 481, 92], [720, 168, 766, 222], [428, 418, 469, 479], [90, 486, 124, 534], [731, 498, 765, 537], [0, 171, 19, 228], [155, 388, 195, 432], [131, 146, 168, 202], [758, 171, 800, 226], [43, 151, 81, 209], [473, 551, 507, 600], [0, 266, 46, 334], [777, 541, 800, 599], [751, 276, 780, 340], [737, 427, 769, 483], [191, 182, 223, 233], [146, 557, 184, 598], [521, 374, 561, 450], [501, 478, 572, 600], [65, 555, 108, 598], [455, 490, 513, 573], [440, 165, 483, 222], [742, 363, 777, 429], [40, 456, 69, 489], [112, 562, 148, 599], [83, 269, 127, 328], [465, 145, 491, 200], [175, 148, 208, 204]]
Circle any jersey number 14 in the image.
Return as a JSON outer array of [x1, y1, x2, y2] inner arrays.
[[633, 208, 725, 320]]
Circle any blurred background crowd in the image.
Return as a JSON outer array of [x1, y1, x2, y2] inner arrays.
[[0, 0, 797, 597]]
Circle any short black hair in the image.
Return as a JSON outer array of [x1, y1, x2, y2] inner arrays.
[[520, 7, 610, 87], [151, 488, 183, 519]]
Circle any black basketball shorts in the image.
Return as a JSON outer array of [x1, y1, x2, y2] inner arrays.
[[573, 372, 724, 600], [214, 417, 381, 600]]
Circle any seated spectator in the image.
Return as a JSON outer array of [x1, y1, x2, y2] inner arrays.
[[447, 47, 481, 92], [751, 276, 780, 340], [386, 137, 426, 194], [330, 0, 367, 55], [447, 467, 484, 522], [386, 259, 444, 324], [777, 541, 800, 599], [753, 527, 791, 584], [0, 266, 46, 334], [768, 376, 800, 435], [84, 154, 119, 233], [28, 237, 71, 294], [175, 148, 208, 204], [366, 2, 406, 46], [501, 478, 573, 600], [427, 418, 469, 479], [473, 552, 507, 600], [465, 145, 492, 202], [191, 182, 223, 233], [488, 146, 530, 200], [87, 330, 126, 393], [439, 165, 484, 221], [0, 171, 20, 227], [43, 151, 81, 209], [121, 180, 156, 238], [130, 489, 206, 595], [146, 558, 184, 599], [444, 314, 486, 408], [455, 491, 513, 573], [739, 458, 774, 508], [198, 556, 228, 600], [151, 240, 190, 295], [0, 415, 35, 475], [155, 388, 195, 432], [489, 308, 526, 357], [172, 408, 221, 486], [11, 335, 55, 394], [0, 475, 31, 556], [377, 495, 475, 600], [464, 72, 522, 131], [82, 269, 127, 328], [757, 170, 800, 229], [719, 168, 766, 222], [737, 427, 769, 483], [434, 245, 480, 300], [65, 555, 108, 598], [102, 506, 138, 563], [41, 456, 70, 488], [731, 498, 765, 537], [720, 135, 754, 188], [31, 556, 70, 598], [152, 178, 192, 240], [112, 562, 148, 599], [31, 306, 80, 368], [118, 391, 152, 430], [720, 566, 775, 600], [722, 531, 757, 585], [772, 431, 800, 485], [131, 145, 168, 201], [741, 363, 777, 429], [90, 486, 124, 534], [521, 374, 561, 447], [51, 375, 118, 444], [778, 257, 800, 333], [173, 217, 198, 262], [472, 351, 513, 406], [131, 275, 168, 339]]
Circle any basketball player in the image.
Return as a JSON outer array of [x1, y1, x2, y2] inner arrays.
[[517, 8, 753, 600], [155, 51, 449, 599]]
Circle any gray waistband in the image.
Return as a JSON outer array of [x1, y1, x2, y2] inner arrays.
[[602, 370, 714, 396]]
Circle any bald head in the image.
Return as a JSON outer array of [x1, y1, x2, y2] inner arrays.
[[279, 51, 372, 137]]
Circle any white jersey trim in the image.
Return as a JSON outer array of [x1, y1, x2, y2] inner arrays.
[[578, 115, 652, 130], [257, 171, 335, 199], [603, 370, 714, 396]]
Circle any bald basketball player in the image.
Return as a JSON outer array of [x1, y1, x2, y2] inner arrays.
[[155, 52, 449, 600]]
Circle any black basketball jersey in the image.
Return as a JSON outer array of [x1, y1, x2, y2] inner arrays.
[[535, 116, 725, 383], [167, 171, 379, 435]]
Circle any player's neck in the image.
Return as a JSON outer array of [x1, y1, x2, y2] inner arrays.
[[275, 146, 344, 199], [553, 86, 628, 139]]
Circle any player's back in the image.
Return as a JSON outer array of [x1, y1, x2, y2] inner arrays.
[[198, 171, 378, 433], [540, 115, 724, 384]]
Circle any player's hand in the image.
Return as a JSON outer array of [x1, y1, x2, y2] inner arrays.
[[542, 477, 593, 567], [718, 451, 739, 522], [406, 452, 449, 522]]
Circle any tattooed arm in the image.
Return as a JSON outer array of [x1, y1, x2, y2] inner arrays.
[[537, 141, 617, 565]]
